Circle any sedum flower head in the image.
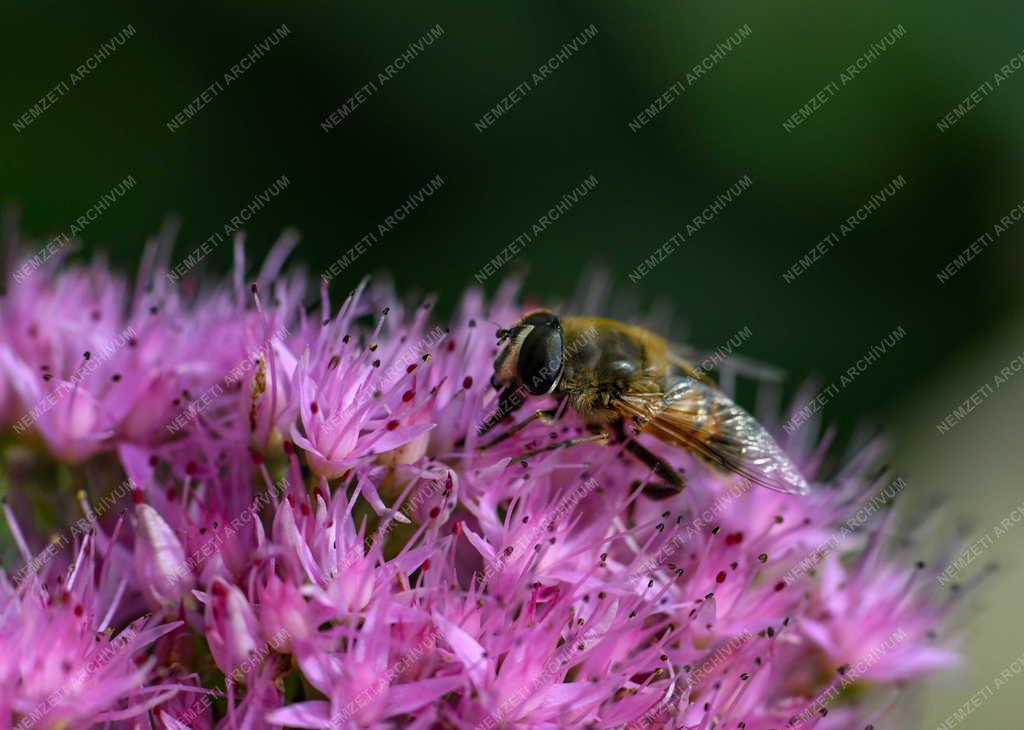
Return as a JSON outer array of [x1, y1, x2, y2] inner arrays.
[[0, 233, 961, 729]]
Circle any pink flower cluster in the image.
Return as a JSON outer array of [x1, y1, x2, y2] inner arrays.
[[0, 235, 958, 729]]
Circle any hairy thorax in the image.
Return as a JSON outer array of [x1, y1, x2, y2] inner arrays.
[[558, 317, 666, 421]]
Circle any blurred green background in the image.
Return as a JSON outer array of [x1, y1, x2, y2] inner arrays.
[[3, 2, 1023, 725]]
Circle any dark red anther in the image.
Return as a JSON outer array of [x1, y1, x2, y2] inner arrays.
[[248, 448, 264, 465], [406, 363, 417, 374], [386, 420, 399, 431], [422, 559, 431, 572], [429, 506, 441, 518], [185, 461, 199, 477], [716, 571, 727, 584], [463, 376, 473, 389], [402, 390, 415, 402], [774, 581, 786, 592], [132, 489, 143, 504], [310, 401, 319, 414]]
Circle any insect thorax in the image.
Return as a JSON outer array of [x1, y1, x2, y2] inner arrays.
[[559, 323, 657, 418]]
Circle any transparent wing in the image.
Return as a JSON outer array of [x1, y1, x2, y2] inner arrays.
[[663, 344, 717, 387], [665, 342, 788, 390], [617, 375, 810, 496]]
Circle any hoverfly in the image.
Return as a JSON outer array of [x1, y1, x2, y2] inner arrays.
[[483, 310, 809, 496]]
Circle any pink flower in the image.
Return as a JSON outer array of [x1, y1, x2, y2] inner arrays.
[[0, 237, 961, 729], [289, 284, 435, 478], [267, 601, 461, 728], [257, 575, 311, 654], [0, 232, 305, 462], [0, 503, 180, 728], [799, 553, 959, 683]]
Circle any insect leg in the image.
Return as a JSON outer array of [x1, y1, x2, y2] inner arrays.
[[479, 386, 529, 436], [611, 419, 686, 493], [478, 407, 559, 450], [622, 439, 687, 493], [518, 430, 609, 459]]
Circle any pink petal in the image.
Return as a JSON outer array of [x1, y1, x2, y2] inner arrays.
[[265, 701, 331, 729]]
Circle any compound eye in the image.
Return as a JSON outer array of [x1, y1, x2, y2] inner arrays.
[[517, 325, 564, 395]]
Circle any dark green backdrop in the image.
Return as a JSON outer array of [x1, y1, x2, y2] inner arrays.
[[4, 1, 1021, 439]]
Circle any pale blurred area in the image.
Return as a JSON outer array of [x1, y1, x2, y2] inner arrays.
[[891, 303, 1024, 728]]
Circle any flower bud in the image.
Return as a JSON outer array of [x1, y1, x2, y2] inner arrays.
[[134, 503, 192, 612], [258, 575, 308, 654], [205, 577, 261, 682]]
